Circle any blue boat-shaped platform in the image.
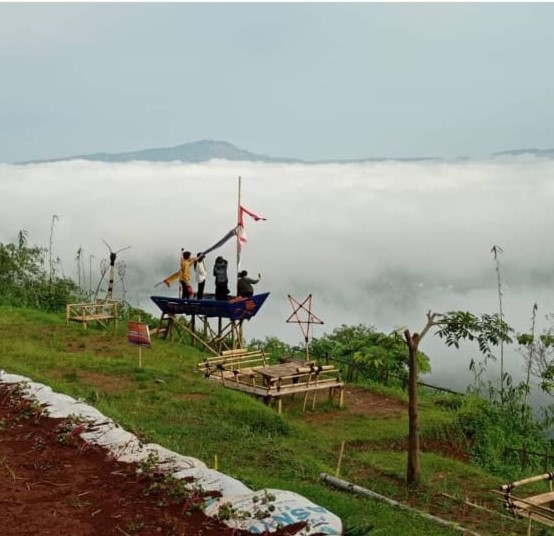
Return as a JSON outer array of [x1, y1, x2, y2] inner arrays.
[[151, 292, 270, 321]]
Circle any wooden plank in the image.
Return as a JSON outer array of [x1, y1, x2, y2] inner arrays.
[[212, 374, 343, 396], [68, 314, 114, 322], [198, 356, 265, 367], [220, 348, 252, 357], [268, 379, 344, 396], [516, 492, 554, 506], [198, 351, 266, 373], [203, 351, 265, 364], [222, 358, 266, 369], [266, 369, 340, 384]]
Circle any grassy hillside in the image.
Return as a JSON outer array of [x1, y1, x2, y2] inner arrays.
[[0, 306, 550, 535]]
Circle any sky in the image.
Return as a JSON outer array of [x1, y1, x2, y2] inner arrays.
[[2, 156, 554, 402], [1, 2, 554, 163]]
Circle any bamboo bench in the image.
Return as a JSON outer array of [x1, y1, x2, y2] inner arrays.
[[199, 354, 344, 413], [66, 301, 118, 329], [198, 348, 268, 379]]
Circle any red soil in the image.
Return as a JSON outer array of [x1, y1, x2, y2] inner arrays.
[[0, 383, 306, 536]]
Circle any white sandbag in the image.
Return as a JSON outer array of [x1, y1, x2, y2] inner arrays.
[[81, 421, 139, 448], [35, 391, 93, 417], [20, 381, 54, 399], [125, 442, 206, 471], [60, 401, 107, 422], [0, 372, 32, 384], [165, 454, 206, 472], [172, 466, 252, 501], [203, 488, 343, 535]]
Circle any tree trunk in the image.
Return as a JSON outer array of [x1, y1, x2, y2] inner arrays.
[[405, 331, 420, 487], [403, 312, 437, 489]]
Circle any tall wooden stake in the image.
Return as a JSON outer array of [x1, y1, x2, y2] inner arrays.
[[335, 441, 346, 478], [138, 311, 142, 370]]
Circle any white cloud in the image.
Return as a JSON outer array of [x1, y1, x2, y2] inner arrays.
[[2, 156, 554, 392]]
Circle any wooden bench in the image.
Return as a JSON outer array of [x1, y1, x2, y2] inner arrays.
[[66, 301, 118, 329], [198, 348, 268, 380]]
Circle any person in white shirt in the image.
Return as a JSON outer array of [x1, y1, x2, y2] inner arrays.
[[194, 252, 207, 299]]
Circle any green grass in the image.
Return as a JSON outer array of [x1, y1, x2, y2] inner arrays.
[[0, 306, 549, 535]]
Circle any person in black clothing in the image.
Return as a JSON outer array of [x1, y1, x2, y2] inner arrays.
[[237, 270, 261, 298], [213, 256, 229, 300]]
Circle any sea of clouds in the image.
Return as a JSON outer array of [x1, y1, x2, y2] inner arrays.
[[2, 156, 554, 398]]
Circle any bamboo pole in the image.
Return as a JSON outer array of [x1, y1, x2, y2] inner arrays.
[[335, 441, 345, 478], [302, 373, 312, 412], [441, 493, 514, 522], [236, 175, 241, 294], [312, 372, 320, 410], [500, 472, 554, 492], [320, 474, 481, 536]]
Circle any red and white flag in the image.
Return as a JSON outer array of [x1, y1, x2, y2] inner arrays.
[[239, 205, 266, 224], [238, 205, 266, 249]]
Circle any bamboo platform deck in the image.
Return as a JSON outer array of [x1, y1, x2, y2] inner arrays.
[[498, 472, 554, 532], [510, 492, 554, 528], [198, 350, 345, 414]]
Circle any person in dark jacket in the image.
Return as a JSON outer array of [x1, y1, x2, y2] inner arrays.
[[213, 256, 229, 300], [237, 270, 261, 298]]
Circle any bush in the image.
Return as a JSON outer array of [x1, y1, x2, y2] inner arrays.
[[0, 239, 83, 313], [453, 389, 550, 476]]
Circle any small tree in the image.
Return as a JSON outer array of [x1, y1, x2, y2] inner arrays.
[[491, 245, 506, 402], [403, 311, 437, 486], [404, 310, 513, 487], [517, 303, 538, 411]]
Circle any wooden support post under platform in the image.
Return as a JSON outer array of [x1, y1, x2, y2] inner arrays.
[[153, 313, 175, 341], [154, 310, 248, 356]]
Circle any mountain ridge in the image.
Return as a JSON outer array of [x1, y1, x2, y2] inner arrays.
[[15, 140, 554, 165], [17, 139, 436, 165]]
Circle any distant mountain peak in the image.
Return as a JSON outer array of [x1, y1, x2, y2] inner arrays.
[[18, 140, 305, 165], [493, 147, 554, 158]]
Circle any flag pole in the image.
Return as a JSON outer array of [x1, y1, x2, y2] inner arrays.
[[236, 175, 242, 295]]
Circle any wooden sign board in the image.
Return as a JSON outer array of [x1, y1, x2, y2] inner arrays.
[[127, 321, 152, 348]]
